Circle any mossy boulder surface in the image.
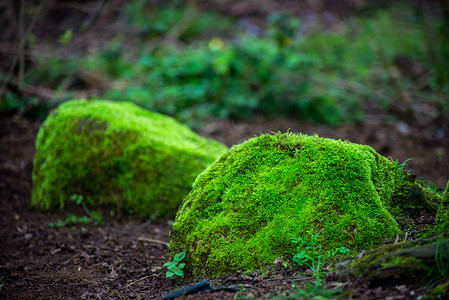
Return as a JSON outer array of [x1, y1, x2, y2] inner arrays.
[[169, 133, 428, 277], [32, 99, 227, 219]]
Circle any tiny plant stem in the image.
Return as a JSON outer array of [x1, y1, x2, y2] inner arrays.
[[82, 201, 91, 217], [18, 0, 25, 89]]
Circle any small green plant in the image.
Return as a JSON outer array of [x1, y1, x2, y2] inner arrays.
[[271, 281, 340, 300], [233, 286, 247, 300], [425, 237, 449, 292], [291, 232, 350, 287], [48, 194, 104, 228], [0, 276, 4, 289], [418, 179, 439, 193], [436, 238, 449, 278], [393, 158, 414, 182], [164, 251, 186, 279]]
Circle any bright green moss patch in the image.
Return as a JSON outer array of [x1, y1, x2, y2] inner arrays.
[[169, 132, 439, 278], [31, 99, 227, 219]]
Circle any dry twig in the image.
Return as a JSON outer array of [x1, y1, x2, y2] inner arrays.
[[138, 237, 169, 246]]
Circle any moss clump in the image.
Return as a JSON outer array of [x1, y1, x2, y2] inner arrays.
[[32, 99, 227, 219], [343, 235, 449, 287], [169, 132, 415, 277]]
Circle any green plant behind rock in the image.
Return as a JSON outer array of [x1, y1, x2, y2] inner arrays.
[[32, 99, 227, 219], [168, 132, 439, 278], [48, 194, 104, 228]]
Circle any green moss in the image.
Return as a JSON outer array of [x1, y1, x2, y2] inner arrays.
[[346, 236, 448, 286], [168, 132, 422, 278], [31, 99, 227, 219], [425, 279, 449, 299], [436, 181, 449, 232], [388, 180, 440, 231]]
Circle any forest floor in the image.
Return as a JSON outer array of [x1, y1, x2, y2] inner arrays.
[[1, 0, 449, 298], [1, 112, 448, 299]]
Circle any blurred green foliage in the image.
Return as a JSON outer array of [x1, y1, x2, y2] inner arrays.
[[5, 1, 448, 128], [125, 1, 235, 41], [102, 35, 354, 126], [26, 56, 80, 86]]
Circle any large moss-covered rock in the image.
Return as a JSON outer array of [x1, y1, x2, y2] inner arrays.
[[31, 99, 227, 219], [169, 132, 439, 277]]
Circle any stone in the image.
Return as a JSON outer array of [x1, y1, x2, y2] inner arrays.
[[168, 132, 440, 277], [342, 235, 449, 292], [31, 99, 227, 219]]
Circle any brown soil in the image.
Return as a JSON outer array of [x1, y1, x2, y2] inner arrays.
[[1, 113, 448, 300], [1, 0, 449, 298]]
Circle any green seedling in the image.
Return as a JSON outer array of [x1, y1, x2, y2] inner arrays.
[[48, 194, 104, 228], [271, 234, 350, 300], [233, 286, 247, 300], [292, 232, 350, 287], [0, 276, 4, 289], [418, 179, 439, 193], [436, 238, 449, 278], [272, 281, 340, 300], [394, 158, 414, 182], [426, 237, 449, 290], [164, 251, 186, 279]]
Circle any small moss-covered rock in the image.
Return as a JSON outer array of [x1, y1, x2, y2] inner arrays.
[[342, 235, 449, 288], [32, 99, 227, 219], [169, 133, 425, 277]]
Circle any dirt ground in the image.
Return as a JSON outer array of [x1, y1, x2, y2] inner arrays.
[[1, 0, 449, 298], [1, 111, 448, 300]]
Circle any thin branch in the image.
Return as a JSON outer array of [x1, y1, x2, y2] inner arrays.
[[137, 237, 169, 246], [164, 1, 199, 43], [265, 276, 313, 282], [123, 275, 149, 289], [6, 79, 89, 101], [80, 0, 107, 32], [0, 0, 43, 99]]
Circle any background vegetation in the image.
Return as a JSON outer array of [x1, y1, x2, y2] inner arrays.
[[1, 0, 448, 130]]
